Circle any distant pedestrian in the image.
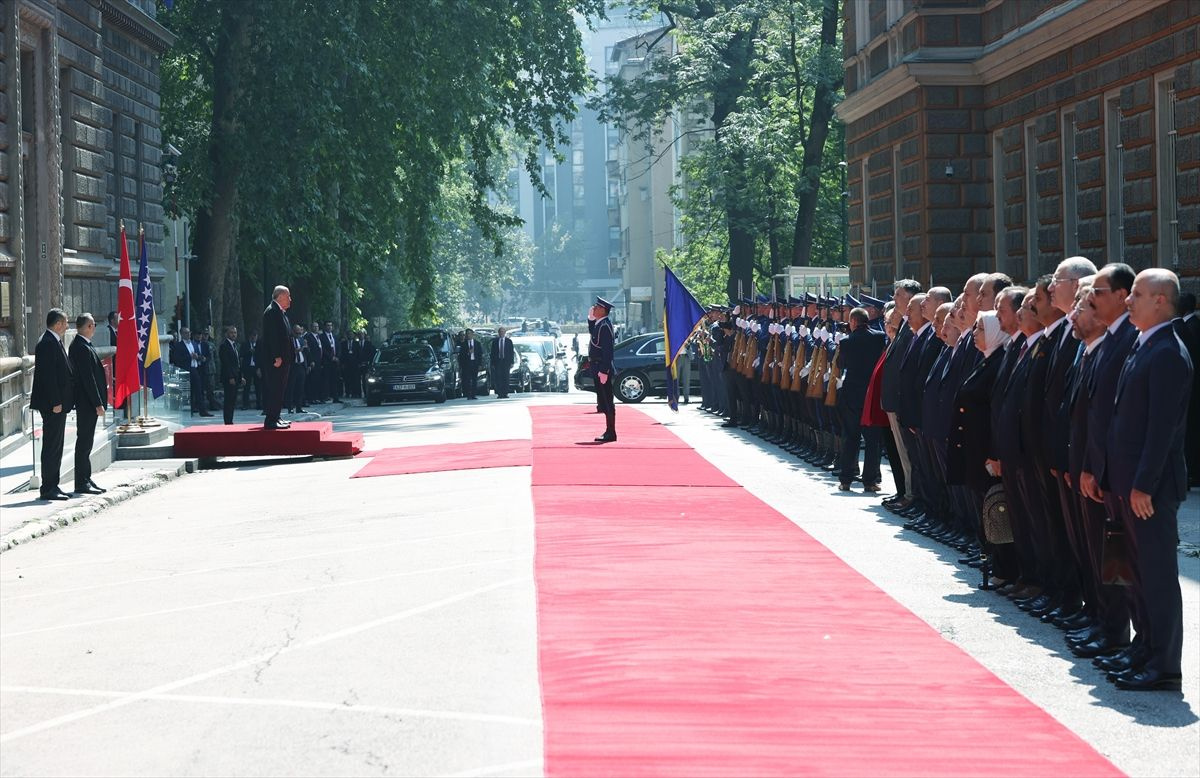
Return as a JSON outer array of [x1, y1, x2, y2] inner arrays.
[[260, 286, 295, 430], [31, 308, 74, 500], [491, 326, 515, 398], [458, 329, 481, 399]]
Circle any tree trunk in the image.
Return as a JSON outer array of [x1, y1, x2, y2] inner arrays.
[[191, 0, 252, 330], [714, 22, 759, 303], [791, 0, 842, 266]]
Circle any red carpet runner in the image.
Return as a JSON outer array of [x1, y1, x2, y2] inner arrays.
[[351, 439, 531, 478], [530, 406, 1120, 777]]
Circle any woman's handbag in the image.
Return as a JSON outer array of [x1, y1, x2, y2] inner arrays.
[[981, 483, 1013, 544]]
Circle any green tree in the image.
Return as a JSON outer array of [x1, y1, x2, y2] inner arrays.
[[592, 0, 843, 301], [161, 0, 603, 331]]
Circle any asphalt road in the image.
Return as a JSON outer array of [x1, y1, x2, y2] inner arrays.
[[1, 389, 1197, 776]]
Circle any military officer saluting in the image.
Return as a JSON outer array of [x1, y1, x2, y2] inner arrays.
[[589, 296, 617, 442]]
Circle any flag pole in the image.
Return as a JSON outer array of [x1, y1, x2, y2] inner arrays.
[[135, 224, 161, 427]]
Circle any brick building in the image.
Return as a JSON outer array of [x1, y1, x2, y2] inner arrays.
[[836, 0, 1200, 294], [0, 0, 173, 358]]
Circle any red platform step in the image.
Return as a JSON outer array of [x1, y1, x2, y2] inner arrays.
[[173, 422, 364, 459]]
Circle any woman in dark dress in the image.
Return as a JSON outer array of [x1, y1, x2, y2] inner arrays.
[[947, 311, 1014, 588]]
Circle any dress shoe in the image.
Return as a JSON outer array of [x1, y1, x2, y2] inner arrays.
[[863, 483, 881, 493], [838, 483, 853, 492], [1095, 646, 1142, 672], [1070, 637, 1129, 659], [74, 485, 104, 495], [720, 421, 738, 428], [1113, 668, 1183, 692], [86, 480, 107, 494], [1058, 611, 1093, 631], [957, 552, 981, 565], [39, 492, 70, 501], [594, 433, 617, 443]]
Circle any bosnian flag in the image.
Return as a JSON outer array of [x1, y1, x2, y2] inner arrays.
[[136, 227, 165, 398], [113, 223, 141, 408]]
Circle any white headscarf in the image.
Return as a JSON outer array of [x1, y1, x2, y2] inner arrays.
[[976, 311, 1009, 358]]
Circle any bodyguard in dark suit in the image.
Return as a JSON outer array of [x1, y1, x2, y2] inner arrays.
[[240, 332, 261, 410], [304, 322, 324, 404], [106, 311, 118, 347], [31, 309, 75, 500], [879, 280, 921, 508], [69, 313, 107, 495], [836, 307, 886, 491], [260, 286, 295, 430], [1097, 269, 1192, 691], [490, 326, 515, 398], [219, 325, 244, 425], [896, 294, 942, 517], [457, 329, 481, 399], [590, 297, 617, 442]]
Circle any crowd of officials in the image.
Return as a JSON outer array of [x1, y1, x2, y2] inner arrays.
[[165, 319, 376, 424], [692, 262, 1197, 693]]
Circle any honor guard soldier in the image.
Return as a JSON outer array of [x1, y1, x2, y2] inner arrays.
[[589, 296, 617, 442]]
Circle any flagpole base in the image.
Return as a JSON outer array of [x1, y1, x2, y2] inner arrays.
[[135, 416, 162, 428]]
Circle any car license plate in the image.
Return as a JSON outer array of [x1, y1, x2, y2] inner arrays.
[[396, 383, 415, 390]]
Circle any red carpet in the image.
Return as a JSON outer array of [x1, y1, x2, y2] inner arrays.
[[173, 422, 362, 458], [351, 439, 531, 478], [530, 406, 1120, 777], [530, 406, 692, 449]]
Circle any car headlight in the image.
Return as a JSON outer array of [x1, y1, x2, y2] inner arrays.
[[366, 377, 378, 383]]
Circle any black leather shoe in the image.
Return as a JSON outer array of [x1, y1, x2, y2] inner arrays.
[[1070, 637, 1130, 659], [1040, 602, 1079, 623], [1096, 647, 1141, 672], [594, 433, 617, 443], [1113, 668, 1183, 692], [87, 480, 107, 494], [720, 421, 738, 428], [39, 492, 70, 501], [74, 485, 104, 495], [200, 411, 214, 417], [1058, 611, 1093, 631], [838, 483, 853, 491]]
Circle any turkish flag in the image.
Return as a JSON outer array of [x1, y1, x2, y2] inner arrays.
[[113, 223, 141, 408]]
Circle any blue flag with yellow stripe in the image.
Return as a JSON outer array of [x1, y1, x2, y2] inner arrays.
[[662, 266, 706, 412]]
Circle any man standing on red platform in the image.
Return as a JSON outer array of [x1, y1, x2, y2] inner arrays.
[[261, 286, 295, 431]]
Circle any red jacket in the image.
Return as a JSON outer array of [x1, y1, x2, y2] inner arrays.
[[860, 347, 890, 427]]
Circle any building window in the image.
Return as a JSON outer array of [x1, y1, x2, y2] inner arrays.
[[1061, 110, 1078, 258], [59, 66, 75, 250], [992, 133, 1008, 274], [854, 0, 870, 52], [1024, 121, 1038, 280], [1104, 91, 1124, 263], [886, 0, 902, 27], [604, 45, 617, 76], [1155, 73, 1178, 269]]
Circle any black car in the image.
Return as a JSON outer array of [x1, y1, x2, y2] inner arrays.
[[389, 328, 491, 398], [365, 343, 448, 405], [573, 331, 702, 403]]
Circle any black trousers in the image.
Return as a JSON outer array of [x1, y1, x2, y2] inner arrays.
[[1121, 494, 1183, 675], [325, 361, 341, 401], [263, 363, 290, 427], [494, 365, 511, 397], [39, 409, 67, 495], [838, 401, 880, 485], [74, 407, 99, 489], [1079, 494, 1131, 641], [241, 369, 261, 408], [223, 378, 239, 424], [596, 372, 616, 434], [461, 364, 478, 398], [288, 366, 307, 411]]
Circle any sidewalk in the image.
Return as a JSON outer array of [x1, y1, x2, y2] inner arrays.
[[0, 400, 349, 552]]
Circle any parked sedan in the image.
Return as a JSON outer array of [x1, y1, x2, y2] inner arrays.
[[573, 332, 702, 403], [511, 336, 567, 392], [365, 344, 448, 405]]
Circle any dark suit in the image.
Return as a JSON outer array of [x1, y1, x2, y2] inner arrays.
[[1102, 324, 1193, 676], [896, 325, 940, 506], [69, 335, 106, 491], [836, 326, 886, 485], [457, 338, 481, 398], [339, 337, 360, 399], [107, 323, 118, 347], [303, 332, 324, 402], [240, 338, 261, 409], [219, 338, 241, 424], [491, 336, 515, 397], [321, 331, 340, 401], [260, 301, 294, 427], [31, 330, 75, 496], [995, 336, 1041, 584], [1174, 315, 1200, 487]]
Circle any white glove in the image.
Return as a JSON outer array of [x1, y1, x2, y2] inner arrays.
[[800, 365, 811, 378], [836, 376, 844, 389], [753, 357, 761, 369], [823, 370, 831, 382], [789, 365, 795, 377], [798, 326, 809, 338]]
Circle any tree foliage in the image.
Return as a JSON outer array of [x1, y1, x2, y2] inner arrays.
[[592, 0, 843, 302], [161, 0, 603, 332]]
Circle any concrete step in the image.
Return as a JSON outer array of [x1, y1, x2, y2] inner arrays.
[[114, 439, 176, 461], [115, 424, 171, 448]]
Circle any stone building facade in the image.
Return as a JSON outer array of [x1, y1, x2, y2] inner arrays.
[[836, 0, 1200, 293], [0, 0, 172, 358]]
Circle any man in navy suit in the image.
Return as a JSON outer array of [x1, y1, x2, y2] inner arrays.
[[879, 280, 922, 512], [835, 307, 886, 492], [589, 296, 617, 442], [896, 290, 946, 522], [1096, 269, 1192, 691], [69, 313, 108, 495]]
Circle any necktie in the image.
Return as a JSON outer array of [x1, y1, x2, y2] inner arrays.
[[1114, 338, 1140, 408]]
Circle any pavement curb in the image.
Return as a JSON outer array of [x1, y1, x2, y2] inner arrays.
[[0, 461, 195, 553]]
